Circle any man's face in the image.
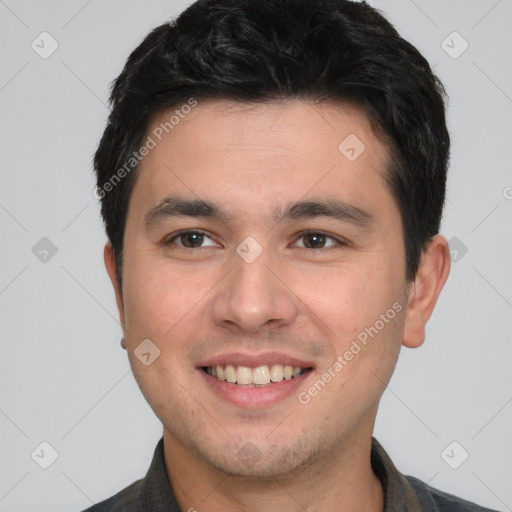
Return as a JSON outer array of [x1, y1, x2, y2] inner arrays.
[[114, 99, 410, 477]]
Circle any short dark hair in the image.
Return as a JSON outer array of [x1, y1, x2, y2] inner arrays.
[[94, 0, 450, 285]]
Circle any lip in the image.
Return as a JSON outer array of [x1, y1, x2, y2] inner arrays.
[[199, 367, 313, 409], [196, 351, 315, 369]]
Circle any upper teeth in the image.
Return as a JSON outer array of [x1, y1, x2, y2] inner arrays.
[[205, 364, 306, 386]]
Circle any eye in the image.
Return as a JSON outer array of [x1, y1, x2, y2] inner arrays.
[[165, 230, 218, 249], [293, 231, 345, 250], [163, 230, 346, 251]]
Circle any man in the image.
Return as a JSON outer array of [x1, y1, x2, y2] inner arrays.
[[86, 0, 497, 510]]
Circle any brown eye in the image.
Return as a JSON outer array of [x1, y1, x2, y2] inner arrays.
[[165, 231, 217, 249], [295, 232, 341, 250], [303, 233, 327, 249], [179, 232, 204, 248]]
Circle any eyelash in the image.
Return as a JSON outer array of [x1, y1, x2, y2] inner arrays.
[[163, 229, 347, 252]]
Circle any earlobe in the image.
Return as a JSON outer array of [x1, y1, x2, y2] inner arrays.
[[104, 242, 126, 333], [402, 235, 451, 349]]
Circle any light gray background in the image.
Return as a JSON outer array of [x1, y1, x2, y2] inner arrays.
[[1, 0, 511, 510]]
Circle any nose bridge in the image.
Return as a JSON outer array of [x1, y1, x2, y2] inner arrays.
[[211, 241, 298, 333]]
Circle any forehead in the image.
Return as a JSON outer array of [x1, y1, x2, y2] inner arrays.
[[147, 98, 383, 160], [130, 98, 396, 227]]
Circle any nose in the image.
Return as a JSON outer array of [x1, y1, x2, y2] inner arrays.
[[211, 245, 299, 334]]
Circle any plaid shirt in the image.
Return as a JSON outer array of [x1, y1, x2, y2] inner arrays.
[[82, 437, 498, 511]]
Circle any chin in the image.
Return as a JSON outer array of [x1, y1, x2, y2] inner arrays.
[[196, 434, 321, 481]]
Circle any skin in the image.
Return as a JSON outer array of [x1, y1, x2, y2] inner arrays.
[[104, 99, 450, 512]]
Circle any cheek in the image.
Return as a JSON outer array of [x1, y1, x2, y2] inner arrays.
[[298, 259, 406, 395], [122, 256, 213, 341], [121, 263, 208, 412], [294, 261, 401, 335]]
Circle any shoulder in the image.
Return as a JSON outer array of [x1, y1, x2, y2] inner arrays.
[[78, 437, 179, 511], [79, 478, 143, 512], [406, 475, 500, 512]]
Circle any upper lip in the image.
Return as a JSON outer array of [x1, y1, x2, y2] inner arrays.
[[197, 351, 315, 369]]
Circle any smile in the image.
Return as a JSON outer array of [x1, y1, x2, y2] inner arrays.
[[203, 364, 312, 386]]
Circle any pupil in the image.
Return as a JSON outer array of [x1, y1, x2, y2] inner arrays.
[[305, 233, 325, 249]]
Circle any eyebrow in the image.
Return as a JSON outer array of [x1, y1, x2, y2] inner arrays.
[[144, 195, 373, 229]]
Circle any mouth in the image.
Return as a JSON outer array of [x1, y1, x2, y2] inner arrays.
[[197, 353, 315, 409], [202, 364, 313, 387]]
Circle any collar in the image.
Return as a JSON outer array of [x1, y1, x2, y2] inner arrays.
[[371, 437, 438, 511]]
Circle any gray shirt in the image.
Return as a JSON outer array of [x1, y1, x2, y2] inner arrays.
[[82, 437, 498, 511]]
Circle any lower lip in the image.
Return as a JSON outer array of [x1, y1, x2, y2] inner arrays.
[[198, 369, 312, 409]]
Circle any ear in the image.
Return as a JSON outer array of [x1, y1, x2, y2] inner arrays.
[[402, 234, 451, 349], [104, 242, 126, 334]]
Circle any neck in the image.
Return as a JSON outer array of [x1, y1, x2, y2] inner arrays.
[[163, 424, 384, 512]]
